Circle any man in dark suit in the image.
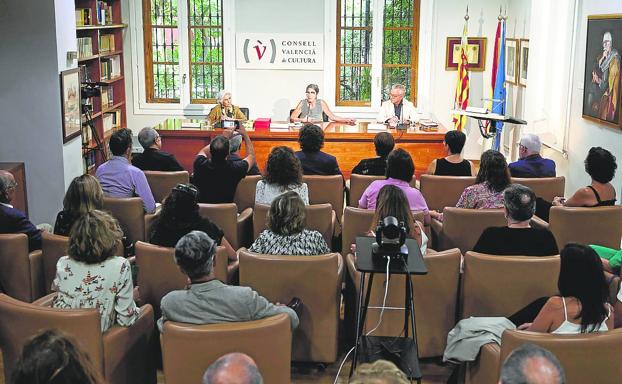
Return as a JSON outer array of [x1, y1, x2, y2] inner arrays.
[[294, 124, 341, 175], [0, 170, 41, 251], [132, 127, 184, 172]]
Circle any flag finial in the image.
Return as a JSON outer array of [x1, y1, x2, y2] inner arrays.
[[464, 6, 469, 21], [498, 5, 503, 20]]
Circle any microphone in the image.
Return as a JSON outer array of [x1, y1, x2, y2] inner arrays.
[[307, 101, 313, 120]]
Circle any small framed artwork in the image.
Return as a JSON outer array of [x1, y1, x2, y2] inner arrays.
[[60, 68, 82, 143], [582, 14, 622, 128], [445, 37, 487, 71], [518, 39, 529, 87], [505, 38, 519, 85]]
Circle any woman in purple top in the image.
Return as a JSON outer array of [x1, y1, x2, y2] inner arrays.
[[358, 148, 430, 224]]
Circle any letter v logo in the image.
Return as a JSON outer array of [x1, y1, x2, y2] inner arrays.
[[253, 40, 267, 60]]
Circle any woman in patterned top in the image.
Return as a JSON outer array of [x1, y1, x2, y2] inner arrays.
[[255, 146, 309, 205], [52, 210, 140, 332], [249, 191, 330, 255], [53, 174, 104, 236], [430, 149, 511, 221]]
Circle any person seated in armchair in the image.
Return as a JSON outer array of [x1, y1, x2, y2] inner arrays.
[[206, 90, 247, 127], [132, 127, 184, 172], [0, 170, 42, 251]]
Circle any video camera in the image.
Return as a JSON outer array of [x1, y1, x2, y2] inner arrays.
[[371, 216, 409, 261]]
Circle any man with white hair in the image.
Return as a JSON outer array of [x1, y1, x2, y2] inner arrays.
[[499, 343, 565, 384], [508, 133, 556, 178], [203, 353, 263, 384], [207, 90, 247, 127], [131, 127, 184, 171], [588, 31, 620, 122], [376, 84, 419, 124]]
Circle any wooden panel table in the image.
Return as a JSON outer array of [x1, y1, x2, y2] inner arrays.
[[156, 119, 447, 179]]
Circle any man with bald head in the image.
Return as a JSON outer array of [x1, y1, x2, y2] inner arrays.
[[499, 343, 565, 384], [203, 353, 263, 384], [0, 170, 41, 251]]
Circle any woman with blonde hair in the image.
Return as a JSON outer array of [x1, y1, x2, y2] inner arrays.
[[52, 210, 140, 332], [53, 174, 104, 236]]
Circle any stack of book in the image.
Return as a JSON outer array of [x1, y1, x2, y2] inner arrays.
[[99, 34, 115, 52], [96, 1, 113, 25], [101, 86, 114, 108], [77, 37, 93, 58], [103, 110, 121, 133], [75, 8, 92, 26], [100, 55, 121, 80]]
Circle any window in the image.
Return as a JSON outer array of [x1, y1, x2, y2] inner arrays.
[[336, 0, 420, 106], [143, 0, 224, 104]]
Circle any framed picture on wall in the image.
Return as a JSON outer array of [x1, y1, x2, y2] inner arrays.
[[445, 37, 487, 71], [505, 38, 518, 85], [60, 68, 81, 143], [582, 14, 622, 128], [518, 39, 529, 87]]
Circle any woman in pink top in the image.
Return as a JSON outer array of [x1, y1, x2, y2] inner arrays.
[[358, 148, 430, 224]]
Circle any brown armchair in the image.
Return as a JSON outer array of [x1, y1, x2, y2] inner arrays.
[[144, 170, 190, 203], [303, 174, 345, 222], [238, 249, 343, 363], [511, 176, 565, 201], [103, 197, 160, 244], [161, 313, 292, 384], [345, 248, 462, 358], [348, 174, 384, 207], [430, 207, 506, 253], [198, 203, 252, 249], [467, 328, 622, 384], [419, 175, 476, 211], [0, 293, 156, 384], [341, 207, 375, 256], [234, 175, 262, 212], [252, 203, 335, 248], [0, 234, 43, 302], [461, 252, 560, 319], [134, 241, 228, 317]]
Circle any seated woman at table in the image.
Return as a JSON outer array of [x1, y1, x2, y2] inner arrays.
[[206, 90, 247, 126], [430, 149, 511, 221], [249, 191, 330, 255], [535, 146, 617, 222], [255, 146, 309, 205], [290, 83, 356, 124], [54, 174, 104, 236]]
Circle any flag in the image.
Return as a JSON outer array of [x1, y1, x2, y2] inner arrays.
[[489, 18, 506, 150], [453, 20, 470, 130]]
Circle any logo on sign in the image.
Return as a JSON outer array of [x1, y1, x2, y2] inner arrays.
[[243, 39, 276, 63]]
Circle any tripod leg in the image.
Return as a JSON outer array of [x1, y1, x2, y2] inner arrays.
[[350, 271, 366, 376]]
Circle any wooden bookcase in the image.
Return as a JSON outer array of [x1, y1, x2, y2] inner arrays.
[[75, 0, 127, 173]]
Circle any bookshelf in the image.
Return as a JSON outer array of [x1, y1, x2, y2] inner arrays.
[[75, 0, 127, 173]]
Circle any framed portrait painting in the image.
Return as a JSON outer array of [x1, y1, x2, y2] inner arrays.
[[505, 38, 518, 85], [445, 37, 487, 71], [60, 68, 82, 143], [518, 39, 529, 87], [582, 14, 622, 128]]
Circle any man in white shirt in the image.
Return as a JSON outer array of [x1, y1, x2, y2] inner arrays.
[[376, 84, 418, 124]]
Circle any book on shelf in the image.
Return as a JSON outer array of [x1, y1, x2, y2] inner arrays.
[[77, 37, 93, 58], [103, 113, 114, 133], [96, 1, 113, 25], [104, 109, 121, 129], [99, 34, 115, 53], [75, 8, 92, 26], [100, 55, 121, 80], [100, 86, 114, 108]]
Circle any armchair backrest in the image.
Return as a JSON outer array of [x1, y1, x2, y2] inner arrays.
[[349, 174, 385, 207], [512, 176, 565, 202], [234, 175, 262, 212], [440, 207, 506, 253], [419, 175, 476, 211], [103, 197, 146, 244], [41, 232, 69, 294], [549, 205, 622, 249], [161, 313, 291, 384], [461, 252, 560, 319], [238, 250, 342, 362], [253, 203, 334, 246], [303, 175, 344, 217], [342, 207, 374, 256], [0, 234, 39, 302], [198, 203, 239, 248], [144, 170, 190, 203]]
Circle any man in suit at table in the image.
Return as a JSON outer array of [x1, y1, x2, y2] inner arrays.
[[0, 170, 41, 251], [295, 124, 341, 176], [132, 127, 184, 172], [376, 84, 419, 125]]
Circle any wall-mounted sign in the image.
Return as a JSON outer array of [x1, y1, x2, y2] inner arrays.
[[236, 33, 324, 70]]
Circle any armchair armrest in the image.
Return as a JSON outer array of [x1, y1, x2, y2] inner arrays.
[[530, 215, 549, 230], [331, 209, 341, 237], [429, 218, 444, 251], [466, 342, 501, 384], [144, 209, 161, 241], [28, 249, 44, 301], [32, 292, 57, 307], [236, 207, 253, 248]]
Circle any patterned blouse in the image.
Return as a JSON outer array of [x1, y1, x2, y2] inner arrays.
[[52, 256, 140, 332], [254, 180, 309, 205], [249, 229, 330, 255], [456, 182, 505, 209]]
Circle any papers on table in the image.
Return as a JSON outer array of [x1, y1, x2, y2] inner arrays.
[[367, 123, 387, 132]]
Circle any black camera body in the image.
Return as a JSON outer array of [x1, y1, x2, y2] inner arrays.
[[372, 216, 408, 261]]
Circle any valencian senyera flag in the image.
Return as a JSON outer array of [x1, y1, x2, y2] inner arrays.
[[453, 20, 470, 130], [489, 17, 506, 150]]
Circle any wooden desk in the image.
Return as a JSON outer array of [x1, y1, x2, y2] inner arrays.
[[155, 119, 446, 179]]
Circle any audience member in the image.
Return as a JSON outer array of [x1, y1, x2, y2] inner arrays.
[[203, 353, 263, 384], [359, 148, 430, 224], [54, 174, 104, 236], [193, 126, 256, 203], [158, 231, 299, 330], [351, 132, 395, 176], [131, 127, 184, 171], [0, 170, 42, 251], [425, 130, 474, 176], [229, 134, 260, 175], [473, 184, 558, 256], [376, 83, 419, 125], [52, 210, 140, 332], [349, 359, 410, 384], [150, 183, 238, 277], [535, 146, 616, 221], [255, 146, 309, 205], [290, 83, 355, 124], [508, 133, 556, 178], [207, 90, 248, 126], [249, 191, 330, 255], [96, 128, 156, 213], [11, 330, 104, 384], [295, 124, 342, 175], [430, 149, 510, 221], [499, 343, 565, 384]]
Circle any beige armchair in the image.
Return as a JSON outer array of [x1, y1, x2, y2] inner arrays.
[[303, 175, 344, 227], [419, 175, 476, 211], [430, 207, 506, 253], [348, 174, 384, 207], [0, 234, 43, 302], [144, 170, 190, 203], [511, 176, 565, 202], [103, 197, 160, 244], [233, 175, 262, 212], [198, 202, 253, 249]]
